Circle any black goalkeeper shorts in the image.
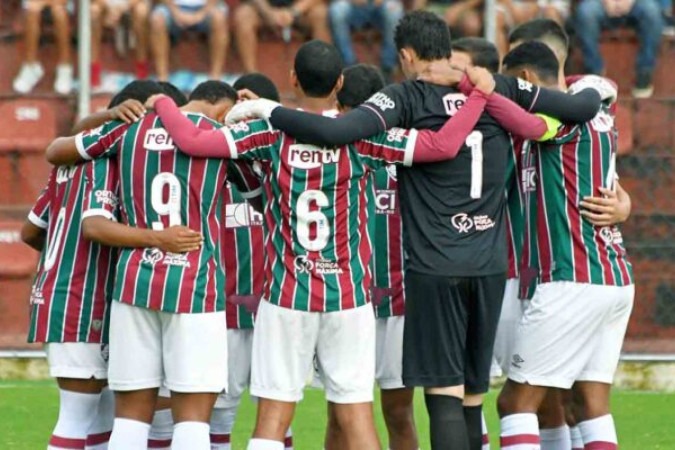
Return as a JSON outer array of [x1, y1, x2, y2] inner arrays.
[[402, 271, 506, 394]]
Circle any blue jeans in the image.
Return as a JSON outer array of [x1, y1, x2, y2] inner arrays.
[[575, 0, 664, 74], [329, 0, 403, 71]]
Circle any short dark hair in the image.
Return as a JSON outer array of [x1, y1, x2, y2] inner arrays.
[[502, 41, 560, 84], [158, 81, 189, 106], [395, 11, 452, 61], [337, 64, 386, 109], [451, 37, 500, 74], [189, 80, 238, 104], [294, 40, 344, 97], [108, 80, 163, 108], [234, 73, 281, 102], [508, 19, 569, 58]]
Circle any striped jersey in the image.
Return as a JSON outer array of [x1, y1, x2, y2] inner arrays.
[[223, 183, 264, 329], [371, 166, 405, 318], [225, 117, 417, 312], [76, 114, 258, 314], [505, 138, 526, 280], [525, 105, 633, 286], [27, 164, 115, 343]]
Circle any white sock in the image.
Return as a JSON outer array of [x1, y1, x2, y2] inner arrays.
[[569, 425, 584, 450], [481, 412, 490, 450], [172, 421, 210, 450], [247, 438, 285, 450], [284, 427, 294, 449], [108, 418, 150, 450], [48, 389, 101, 450], [500, 413, 540, 450], [578, 415, 618, 450], [540, 425, 570, 450], [148, 409, 174, 449], [210, 407, 237, 449], [86, 388, 115, 450]]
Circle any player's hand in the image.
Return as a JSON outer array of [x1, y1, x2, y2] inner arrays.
[[238, 88, 260, 102], [155, 226, 203, 253], [568, 75, 618, 105], [109, 99, 146, 123], [467, 66, 495, 96], [225, 98, 282, 125], [417, 60, 464, 87], [145, 94, 168, 110], [580, 187, 629, 226]]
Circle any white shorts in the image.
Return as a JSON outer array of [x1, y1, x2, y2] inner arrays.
[[45, 342, 108, 380], [508, 282, 634, 389], [215, 328, 254, 408], [492, 278, 529, 376], [251, 300, 375, 404], [375, 316, 405, 390], [108, 301, 228, 393]]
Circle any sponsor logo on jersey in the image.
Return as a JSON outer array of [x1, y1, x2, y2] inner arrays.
[[521, 167, 536, 193], [590, 109, 614, 133], [29, 287, 45, 305], [375, 189, 397, 214], [288, 144, 340, 169], [95, 190, 119, 208], [144, 128, 175, 151], [598, 226, 624, 245], [294, 255, 343, 275], [385, 128, 407, 143], [367, 92, 395, 111], [451, 213, 495, 233], [141, 247, 164, 266], [230, 121, 250, 133], [442, 93, 467, 116], [517, 78, 534, 92], [163, 252, 191, 268], [225, 202, 263, 228]]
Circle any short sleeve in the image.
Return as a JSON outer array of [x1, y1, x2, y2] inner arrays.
[[28, 173, 53, 229], [225, 119, 279, 161], [356, 127, 418, 169], [75, 120, 128, 160], [82, 157, 120, 222], [360, 83, 408, 130]]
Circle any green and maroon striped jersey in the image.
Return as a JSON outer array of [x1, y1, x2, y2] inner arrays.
[[371, 166, 405, 318], [225, 118, 417, 312], [525, 106, 633, 286], [223, 183, 264, 329], [27, 164, 115, 343], [505, 138, 527, 280], [76, 114, 259, 314]]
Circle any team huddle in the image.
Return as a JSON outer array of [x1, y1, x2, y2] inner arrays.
[[22, 9, 634, 450]]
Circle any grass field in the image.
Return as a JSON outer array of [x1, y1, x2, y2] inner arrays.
[[1, 381, 674, 449]]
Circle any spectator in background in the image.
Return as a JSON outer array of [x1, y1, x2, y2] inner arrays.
[[233, 0, 331, 73], [91, 0, 150, 89], [13, 0, 73, 94], [576, 0, 663, 98], [328, 0, 404, 81], [150, 0, 229, 81]]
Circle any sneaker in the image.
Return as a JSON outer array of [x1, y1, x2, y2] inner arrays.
[[663, 13, 675, 37], [632, 70, 654, 98], [54, 64, 73, 95], [12, 62, 44, 94]]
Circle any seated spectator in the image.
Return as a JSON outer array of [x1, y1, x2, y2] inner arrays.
[[575, 0, 664, 98], [328, 0, 404, 81], [150, 0, 229, 81], [13, 0, 73, 94], [233, 0, 331, 73], [91, 0, 150, 89]]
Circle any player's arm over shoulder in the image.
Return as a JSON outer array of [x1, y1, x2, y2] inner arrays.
[[22, 174, 53, 251], [46, 119, 127, 166]]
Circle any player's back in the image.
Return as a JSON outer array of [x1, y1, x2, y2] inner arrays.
[[112, 112, 229, 313], [29, 165, 114, 343], [534, 105, 633, 286]]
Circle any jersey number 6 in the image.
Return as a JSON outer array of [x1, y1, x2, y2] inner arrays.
[[296, 189, 330, 252]]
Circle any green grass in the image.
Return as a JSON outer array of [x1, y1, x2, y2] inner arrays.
[[1, 381, 674, 449]]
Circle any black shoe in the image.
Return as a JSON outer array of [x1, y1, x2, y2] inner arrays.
[[632, 69, 654, 98]]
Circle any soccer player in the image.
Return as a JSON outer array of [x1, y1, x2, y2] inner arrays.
[[233, 72, 282, 103], [225, 11, 605, 450], [50, 81, 252, 450], [497, 42, 634, 450], [20, 81, 199, 450], [147, 40, 523, 450]]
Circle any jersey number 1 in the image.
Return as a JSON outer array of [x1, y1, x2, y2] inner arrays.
[[466, 131, 484, 199], [151, 173, 182, 230]]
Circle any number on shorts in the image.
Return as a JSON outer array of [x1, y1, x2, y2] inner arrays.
[[296, 189, 330, 251], [466, 131, 484, 199], [44, 207, 66, 271], [151, 173, 182, 230]]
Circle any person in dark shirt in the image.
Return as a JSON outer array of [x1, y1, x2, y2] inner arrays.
[[225, 12, 605, 450]]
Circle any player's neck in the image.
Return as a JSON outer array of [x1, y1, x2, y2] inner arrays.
[[181, 101, 208, 116], [296, 96, 336, 114]]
